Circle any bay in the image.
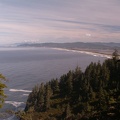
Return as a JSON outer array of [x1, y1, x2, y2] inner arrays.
[[0, 47, 106, 120]]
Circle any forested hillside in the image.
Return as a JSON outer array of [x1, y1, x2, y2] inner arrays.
[[17, 50, 120, 120]]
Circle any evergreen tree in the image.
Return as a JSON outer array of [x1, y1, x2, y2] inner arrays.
[[81, 77, 89, 102], [112, 49, 119, 60], [54, 79, 60, 94], [66, 74, 73, 95], [74, 66, 82, 77], [65, 104, 72, 119], [36, 83, 45, 111], [59, 74, 67, 96], [89, 86, 95, 100], [25, 85, 39, 111], [85, 102, 91, 112], [44, 83, 51, 110], [72, 66, 82, 100], [98, 88, 107, 111], [115, 58, 120, 91], [0, 74, 7, 108], [101, 63, 110, 88], [51, 79, 60, 94]]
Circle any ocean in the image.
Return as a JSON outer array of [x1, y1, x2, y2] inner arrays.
[[0, 47, 106, 120]]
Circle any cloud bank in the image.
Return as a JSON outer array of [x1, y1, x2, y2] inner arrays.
[[0, 0, 120, 44]]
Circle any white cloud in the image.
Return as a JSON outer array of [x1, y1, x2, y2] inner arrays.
[[85, 33, 91, 37]]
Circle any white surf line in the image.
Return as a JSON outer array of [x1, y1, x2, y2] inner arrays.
[[9, 89, 32, 93], [23, 94, 29, 96], [51, 47, 112, 59], [5, 101, 25, 108]]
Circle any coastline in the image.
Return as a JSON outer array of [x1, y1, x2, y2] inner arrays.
[[51, 47, 112, 59]]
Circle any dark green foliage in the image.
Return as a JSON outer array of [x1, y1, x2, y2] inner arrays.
[[66, 74, 73, 95], [44, 83, 51, 110], [25, 85, 39, 111], [64, 104, 72, 119], [50, 79, 60, 94], [36, 83, 45, 111], [21, 50, 120, 120]]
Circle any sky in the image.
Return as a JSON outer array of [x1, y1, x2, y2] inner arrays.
[[0, 0, 120, 45]]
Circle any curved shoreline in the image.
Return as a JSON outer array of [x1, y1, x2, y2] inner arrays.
[[51, 47, 112, 59]]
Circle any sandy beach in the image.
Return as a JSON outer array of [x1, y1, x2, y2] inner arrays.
[[51, 47, 112, 59]]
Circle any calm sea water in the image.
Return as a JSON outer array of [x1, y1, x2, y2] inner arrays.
[[0, 47, 106, 120]]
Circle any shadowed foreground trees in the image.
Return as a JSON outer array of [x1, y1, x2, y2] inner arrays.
[[17, 51, 120, 120]]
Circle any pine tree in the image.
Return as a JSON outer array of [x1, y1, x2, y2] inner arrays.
[[81, 78, 89, 102], [112, 49, 119, 61], [54, 79, 60, 94], [66, 74, 73, 95], [44, 83, 51, 110], [98, 85, 107, 111], [116, 56, 120, 91], [0, 74, 7, 108], [101, 63, 110, 88], [25, 85, 39, 111], [89, 86, 95, 100], [59, 75, 67, 96], [37, 83, 45, 111], [74, 66, 82, 76], [72, 66, 82, 97], [65, 104, 72, 119], [51, 79, 60, 94], [85, 102, 91, 112]]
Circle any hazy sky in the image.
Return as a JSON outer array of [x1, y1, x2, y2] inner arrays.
[[0, 0, 120, 45]]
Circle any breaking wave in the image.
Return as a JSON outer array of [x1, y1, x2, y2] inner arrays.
[[5, 101, 25, 108], [9, 89, 31, 93], [23, 94, 29, 96]]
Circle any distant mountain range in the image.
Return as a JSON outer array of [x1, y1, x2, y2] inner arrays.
[[17, 42, 120, 50]]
